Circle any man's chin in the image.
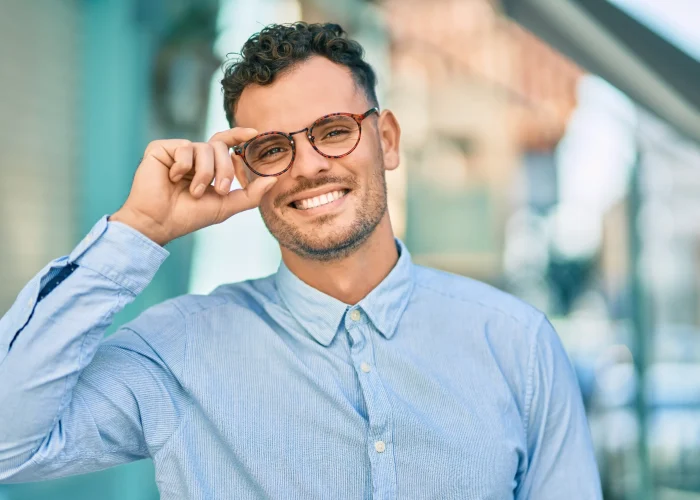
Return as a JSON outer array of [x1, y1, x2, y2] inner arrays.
[[281, 227, 373, 262]]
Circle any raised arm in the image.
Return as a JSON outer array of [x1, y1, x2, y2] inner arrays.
[[0, 130, 276, 483]]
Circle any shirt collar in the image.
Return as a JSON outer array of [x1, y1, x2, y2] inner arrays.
[[275, 239, 414, 346]]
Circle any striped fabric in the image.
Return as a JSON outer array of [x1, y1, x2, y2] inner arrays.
[[0, 217, 601, 499]]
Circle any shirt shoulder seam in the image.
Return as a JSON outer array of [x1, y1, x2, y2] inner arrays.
[[413, 281, 529, 326], [169, 293, 233, 319], [159, 298, 195, 457], [172, 300, 189, 385], [152, 400, 196, 459], [522, 313, 546, 451]]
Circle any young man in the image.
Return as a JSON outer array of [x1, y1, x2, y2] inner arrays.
[[0, 23, 601, 499]]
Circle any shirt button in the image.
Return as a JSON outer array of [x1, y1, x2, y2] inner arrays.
[[374, 440, 386, 453], [27, 298, 34, 308], [350, 309, 361, 321], [84, 234, 92, 244], [360, 362, 371, 373]]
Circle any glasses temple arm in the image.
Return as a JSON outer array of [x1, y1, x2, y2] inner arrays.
[[362, 107, 380, 119]]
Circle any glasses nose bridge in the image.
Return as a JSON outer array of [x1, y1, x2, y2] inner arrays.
[[289, 127, 311, 140], [288, 126, 318, 154], [287, 126, 331, 178]]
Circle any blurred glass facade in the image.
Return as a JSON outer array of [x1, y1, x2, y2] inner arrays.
[[1, 0, 700, 499]]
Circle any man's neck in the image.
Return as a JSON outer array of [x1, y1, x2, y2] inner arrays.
[[281, 215, 399, 305]]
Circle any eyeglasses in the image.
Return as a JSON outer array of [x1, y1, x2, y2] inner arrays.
[[232, 107, 379, 177]]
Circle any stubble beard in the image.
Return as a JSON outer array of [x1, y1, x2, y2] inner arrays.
[[259, 162, 388, 263]]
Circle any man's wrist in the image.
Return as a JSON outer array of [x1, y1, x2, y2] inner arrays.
[[109, 208, 171, 246], [68, 215, 170, 296]]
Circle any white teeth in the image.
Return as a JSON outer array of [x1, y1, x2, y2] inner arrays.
[[294, 190, 347, 210]]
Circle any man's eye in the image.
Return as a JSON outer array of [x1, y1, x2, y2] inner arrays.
[[260, 147, 285, 158], [323, 129, 350, 139]]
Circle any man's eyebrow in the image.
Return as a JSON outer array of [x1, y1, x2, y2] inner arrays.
[[249, 135, 288, 146], [312, 116, 336, 127]]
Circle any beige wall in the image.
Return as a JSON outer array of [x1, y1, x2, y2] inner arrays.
[[0, 2, 81, 313]]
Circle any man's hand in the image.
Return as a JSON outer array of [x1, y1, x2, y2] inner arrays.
[[110, 128, 276, 246]]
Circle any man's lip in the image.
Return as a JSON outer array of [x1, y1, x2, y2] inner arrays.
[[286, 185, 351, 206]]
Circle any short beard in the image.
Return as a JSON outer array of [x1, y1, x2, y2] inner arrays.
[[259, 162, 388, 263]]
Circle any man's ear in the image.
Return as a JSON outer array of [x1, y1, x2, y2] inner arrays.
[[378, 110, 401, 171], [232, 153, 251, 189]]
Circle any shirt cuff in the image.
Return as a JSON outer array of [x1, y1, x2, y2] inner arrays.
[[68, 216, 170, 295]]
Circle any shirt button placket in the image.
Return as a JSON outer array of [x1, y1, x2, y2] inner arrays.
[[346, 307, 396, 499]]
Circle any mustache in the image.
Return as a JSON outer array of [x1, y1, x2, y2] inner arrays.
[[274, 176, 358, 208]]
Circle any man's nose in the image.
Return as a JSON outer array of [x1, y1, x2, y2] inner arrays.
[[289, 134, 332, 179]]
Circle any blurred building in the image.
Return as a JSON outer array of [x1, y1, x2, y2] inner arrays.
[[384, 0, 582, 282], [0, 1, 82, 316]]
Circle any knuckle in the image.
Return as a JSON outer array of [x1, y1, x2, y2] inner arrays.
[[176, 147, 193, 159], [194, 158, 214, 174], [147, 139, 191, 156], [195, 142, 214, 158], [144, 140, 159, 155]]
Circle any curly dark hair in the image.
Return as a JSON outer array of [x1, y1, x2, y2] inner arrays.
[[220, 22, 379, 126]]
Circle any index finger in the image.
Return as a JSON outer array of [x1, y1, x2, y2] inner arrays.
[[209, 127, 259, 148]]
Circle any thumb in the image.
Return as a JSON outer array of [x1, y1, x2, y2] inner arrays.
[[220, 176, 278, 218]]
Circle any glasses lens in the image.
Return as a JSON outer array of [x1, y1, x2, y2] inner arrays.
[[311, 115, 360, 157], [245, 133, 293, 175]]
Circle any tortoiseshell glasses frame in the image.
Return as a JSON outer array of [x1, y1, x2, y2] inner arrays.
[[232, 107, 380, 177]]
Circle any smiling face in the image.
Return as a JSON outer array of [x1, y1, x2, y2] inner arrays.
[[233, 56, 400, 262]]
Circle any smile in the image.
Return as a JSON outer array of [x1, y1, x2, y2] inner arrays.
[[293, 189, 349, 210]]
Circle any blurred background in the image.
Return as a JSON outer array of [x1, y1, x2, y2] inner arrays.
[[1, 0, 699, 498]]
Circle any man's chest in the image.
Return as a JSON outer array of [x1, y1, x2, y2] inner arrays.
[[158, 331, 524, 499]]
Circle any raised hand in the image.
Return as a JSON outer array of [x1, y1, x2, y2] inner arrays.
[[109, 128, 276, 246]]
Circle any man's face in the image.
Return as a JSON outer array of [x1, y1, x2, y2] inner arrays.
[[234, 57, 399, 261]]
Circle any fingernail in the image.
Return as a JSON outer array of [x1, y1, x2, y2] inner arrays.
[[173, 174, 183, 182], [193, 184, 206, 197], [219, 178, 231, 192]]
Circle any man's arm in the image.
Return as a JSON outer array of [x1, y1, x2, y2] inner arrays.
[[515, 316, 603, 499], [0, 130, 277, 483], [0, 217, 188, 483]]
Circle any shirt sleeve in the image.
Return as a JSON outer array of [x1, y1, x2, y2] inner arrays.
[[0, 217, 188, 483], [515, 315, 603, 499]]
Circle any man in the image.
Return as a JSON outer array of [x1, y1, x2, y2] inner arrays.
[[0, 22, 601, 499]]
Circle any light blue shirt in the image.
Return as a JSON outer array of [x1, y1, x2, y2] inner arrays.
[[0, 216, 602, 499]]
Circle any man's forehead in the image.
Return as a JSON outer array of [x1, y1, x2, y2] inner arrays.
[[233, 57, 367, 131]]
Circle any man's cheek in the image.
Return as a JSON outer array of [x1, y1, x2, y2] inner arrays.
[[261, 190, 279, 212]]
